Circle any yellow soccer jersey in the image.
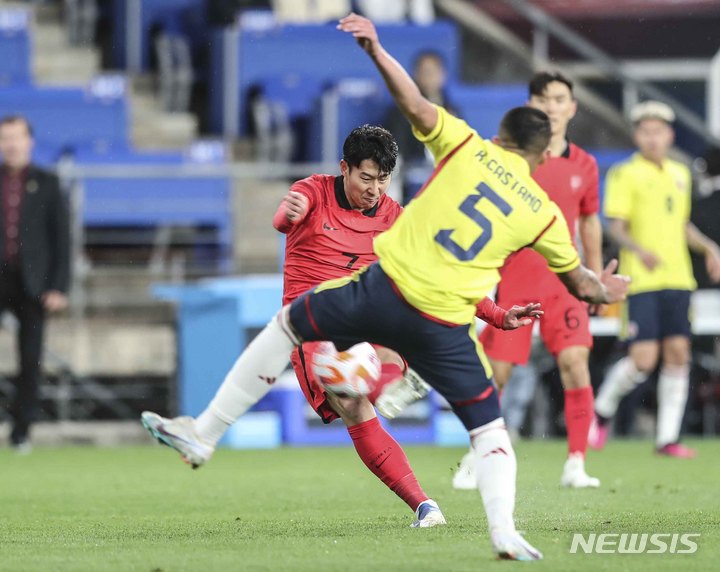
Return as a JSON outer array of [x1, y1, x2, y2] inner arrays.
[[374, 105, 580, 324], [604, 153, 695, 294]]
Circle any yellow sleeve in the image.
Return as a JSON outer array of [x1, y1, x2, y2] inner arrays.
[[603, 164, 632, 220], [530, 203, 581, 273], [411, 105, 474, 165]]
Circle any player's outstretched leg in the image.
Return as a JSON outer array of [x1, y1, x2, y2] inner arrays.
[[471, 418, 542, 560], [591, 355, 649, 450], [655, 363, 696, 458], [556, 347, 600, 488], [141, 308, 298, 467], [324, 390, 446, 528]]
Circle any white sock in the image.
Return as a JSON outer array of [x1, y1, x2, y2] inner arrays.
[[595, 357, 648, 419], [195, 309, 298, 446], [656, 364, 690, 447], [471, 417, 517, 533]]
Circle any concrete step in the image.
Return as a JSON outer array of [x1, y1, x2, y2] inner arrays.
[[0, 316, 174, 376], [31, 7, 100, 86], [0, 421, 152, 447]]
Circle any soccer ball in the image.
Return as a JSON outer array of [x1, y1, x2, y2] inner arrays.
[[312, 341, 381, 398]]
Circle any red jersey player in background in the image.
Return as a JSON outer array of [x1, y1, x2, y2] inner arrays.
[[451, 72, 604, 489]]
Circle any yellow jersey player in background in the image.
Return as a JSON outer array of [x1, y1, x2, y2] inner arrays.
[[140, 13, 630, 561], [590, 101, 720, 458]]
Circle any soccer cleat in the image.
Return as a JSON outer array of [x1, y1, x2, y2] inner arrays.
[[588, 415, 609, 450], [375, 368, 431, 419], [560, 453, 600, 488], [141, 411, 214, 469], [656, 443, 697, 459], [491, 529, 543, 561], [411, 499, 447, 528], [452, 450, 477, 491]]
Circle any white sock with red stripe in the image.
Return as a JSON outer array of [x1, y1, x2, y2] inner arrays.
[[471, 417, 517, 533], [656, 364, 690, 447], [195, 309, 298, 445]]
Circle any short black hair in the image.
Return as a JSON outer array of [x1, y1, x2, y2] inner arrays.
[[342, 125, 398, 175], [529, 71, 574, 98], [0, 114, 33, 137], [498, 107, 551, 156]]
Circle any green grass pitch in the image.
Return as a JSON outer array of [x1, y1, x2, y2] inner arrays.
[[1, 439, 718, 571]]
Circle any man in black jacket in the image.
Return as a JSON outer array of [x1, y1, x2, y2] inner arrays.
[[0, 115, 71, 451]]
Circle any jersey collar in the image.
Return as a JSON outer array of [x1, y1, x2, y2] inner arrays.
[[334, 175, 379, 217]]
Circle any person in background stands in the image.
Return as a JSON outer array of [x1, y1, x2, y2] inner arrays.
[[0, 114, 71, 453]]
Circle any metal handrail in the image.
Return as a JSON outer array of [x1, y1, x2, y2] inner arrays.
[[500, 0, 720, 148]]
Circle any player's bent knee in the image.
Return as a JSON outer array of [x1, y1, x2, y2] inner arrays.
[[276, 305, 301, 345], [375, 346, 404, 369], [450, 390, 502, 432], [325, 392, 376, 425]]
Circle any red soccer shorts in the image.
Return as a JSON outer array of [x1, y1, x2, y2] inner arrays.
[[479, 285, 593, 365], [290, 342, 400, 424]]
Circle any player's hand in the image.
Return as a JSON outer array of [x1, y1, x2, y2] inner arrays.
[[337, 13, 381, 57], [42, 290, 68, 312], [588, 303, 607, 316], [637, 248, 661, 271], [283, 191, 309, 224], [503, 303, 543, 330], [600, 259, 631, 304], [705, 244, 720, 283]]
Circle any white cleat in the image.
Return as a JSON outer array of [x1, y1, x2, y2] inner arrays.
[[411, 499, 447, 528], [452, 451, 477, 491], [560, 453, 600, 488], [491, 529, 543, 561], [141, 411, 214, 469], [375, 367, 431, 419]]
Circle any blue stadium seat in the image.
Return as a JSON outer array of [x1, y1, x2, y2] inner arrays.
[[209, 20, 459, 135], [446, 83, 527, 138], [0, 8, 32, 86], [0, 85, 128, 153], [74, 145, 233, 270]]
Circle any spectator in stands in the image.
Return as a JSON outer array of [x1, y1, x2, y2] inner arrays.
[[0, 115, 71, 453], [590, 101, 720, 458], [384, 51, 454, 202]]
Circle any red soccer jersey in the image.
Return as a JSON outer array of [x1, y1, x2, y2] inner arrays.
[[499, 142, 599, 291], [276, 174, 403, 305]]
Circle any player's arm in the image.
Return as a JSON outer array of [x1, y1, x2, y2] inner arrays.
[[337, 13, 437, 136], [273, 190, 312, 233], [578, 160, 603, 276], [578, 214, 603, 276], [558, 260, 629, 305], [686, 222, 720, 282], [532, 206, 629, 304], [475, 298, 543, 330], [606, 217, 660, 271]]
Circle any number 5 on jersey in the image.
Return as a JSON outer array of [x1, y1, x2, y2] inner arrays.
[[435, 182, 513, 261]]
